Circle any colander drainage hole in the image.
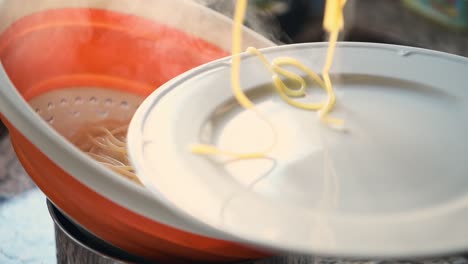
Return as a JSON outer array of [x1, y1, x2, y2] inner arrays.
[[104, 98, 113, 106], [60, 98, 68, 106], [47, 102, 54, 110], [45, 116, 54, 124], [120, 100, 129, 109], [35, 108, 42, 114], [75, 96, 83, 104], [72, 111, 80, 117], [89, 96, 98, 104], [97, 110, 109, 118]]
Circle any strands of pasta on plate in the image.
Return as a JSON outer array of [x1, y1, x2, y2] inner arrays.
[[190, 0, 347, 159]]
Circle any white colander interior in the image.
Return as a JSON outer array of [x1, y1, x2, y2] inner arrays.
[[27, 88, 144, 141]]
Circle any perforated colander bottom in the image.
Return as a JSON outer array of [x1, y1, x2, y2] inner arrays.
[[28, 88, 144, 141]]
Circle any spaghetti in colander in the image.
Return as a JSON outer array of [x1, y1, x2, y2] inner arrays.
[[71, 120, 139, 184]]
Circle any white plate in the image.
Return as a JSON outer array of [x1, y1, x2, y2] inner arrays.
[[128, 43, 468, 258]]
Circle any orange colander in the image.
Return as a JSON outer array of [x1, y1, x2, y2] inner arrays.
[[0, 0, 275, 263]]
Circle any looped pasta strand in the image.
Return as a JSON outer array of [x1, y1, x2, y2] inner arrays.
[[190, 0, 347, 159]]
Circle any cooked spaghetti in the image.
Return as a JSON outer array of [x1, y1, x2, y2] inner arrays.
[[190, 0, 347, 159], [71, 120, 140, 184], [72, 0, 348, 180]]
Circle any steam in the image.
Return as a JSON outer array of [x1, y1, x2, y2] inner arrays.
[[194, 0, 285, 45]]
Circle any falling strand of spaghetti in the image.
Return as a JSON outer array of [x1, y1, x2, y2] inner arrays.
[[190, 0, 278, 159], [190, 0, 346, 159]]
